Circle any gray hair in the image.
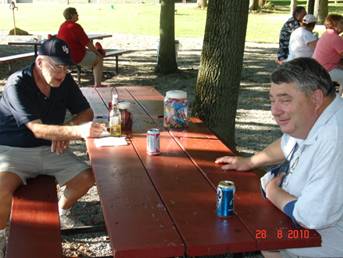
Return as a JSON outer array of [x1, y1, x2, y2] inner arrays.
[[271, 57, 336, 97]]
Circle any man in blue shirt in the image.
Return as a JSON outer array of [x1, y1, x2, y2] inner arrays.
[[0, 38, 105, 257]]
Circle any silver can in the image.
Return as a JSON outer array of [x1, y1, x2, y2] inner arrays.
[[147, 128, 160, 155]]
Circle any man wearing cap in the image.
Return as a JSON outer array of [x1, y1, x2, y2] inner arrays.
[[0, 37, 105, 256], [287, 14, 318, 61], [276, 6, 307, 64], [57, 7, 104, 87]]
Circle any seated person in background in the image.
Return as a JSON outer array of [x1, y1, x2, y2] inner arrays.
[[216, 58, 343, 258], [287, 14, 318, 61], [0, 38, 105, 257], [313, 14, 343, 96], [276, 6, 306, 64], [57, 7, 105, 87]]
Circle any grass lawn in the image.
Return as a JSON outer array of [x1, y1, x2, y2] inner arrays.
[[0, 2, 342, 43]]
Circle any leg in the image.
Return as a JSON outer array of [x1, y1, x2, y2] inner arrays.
[[93, 55, 103, 87], [0, 172, 23, 229], [261, 250, 283, 258], [58, 168, 95, 210]]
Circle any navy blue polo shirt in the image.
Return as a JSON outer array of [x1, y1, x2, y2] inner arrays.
[[0, 64, 90, 147]]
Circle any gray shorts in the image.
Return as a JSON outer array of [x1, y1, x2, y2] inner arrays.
[[79, 50, 97, 68], [0, 145, 90, 186]]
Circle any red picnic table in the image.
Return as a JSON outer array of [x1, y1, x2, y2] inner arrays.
[[82, 86, 321, 258]]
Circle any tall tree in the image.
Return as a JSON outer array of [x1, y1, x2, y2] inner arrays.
[[156, 0, 177, 74], [249, 0, 259, 11], [197, 0, 207, 9], [290, 0, 297, 16], [193, 0, 249, 148], [314, 0, 328, 24], [307, 0, 315, 14]]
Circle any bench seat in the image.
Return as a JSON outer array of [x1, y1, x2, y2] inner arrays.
[[0, 52, 35, 73], [6, 175, 62, 258]]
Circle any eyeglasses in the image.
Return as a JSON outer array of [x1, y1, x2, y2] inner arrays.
[[44, 58, 70, 73]]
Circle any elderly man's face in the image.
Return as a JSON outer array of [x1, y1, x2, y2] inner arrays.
[[40, 57, 68, 87], [270, 82, 320, 139]]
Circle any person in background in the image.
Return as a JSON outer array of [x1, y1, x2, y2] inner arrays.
[[287, 14, 318, 61], [313, 14, 343, 96], [57, 7, 105, 87], [0, 38, 106, 258], [276, 6, 307, 64], [216, 58, 343, 258]]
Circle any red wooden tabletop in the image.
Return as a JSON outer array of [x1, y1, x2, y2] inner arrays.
[[83, 86, 321, 258]]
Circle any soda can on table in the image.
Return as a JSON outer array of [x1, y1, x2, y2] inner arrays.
[[147, 128, 160, 155], [216, 180, 235, 218]]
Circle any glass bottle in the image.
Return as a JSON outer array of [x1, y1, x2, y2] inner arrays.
[[109, 93, 121, 136]]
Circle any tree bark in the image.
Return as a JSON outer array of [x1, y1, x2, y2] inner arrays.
[[307, 0, 315, 14], [155, 0, 177, 74], [249, 0, 259, 11], [290, 0, 297, 16], [193, 0, 249, 148], [314, 0, 328, 24]]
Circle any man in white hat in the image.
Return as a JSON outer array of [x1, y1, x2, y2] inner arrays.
[[287, 14, 318, 61]]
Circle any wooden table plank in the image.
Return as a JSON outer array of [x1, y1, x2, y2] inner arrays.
[[83, 88, 184, 258], [96, 87, 257, 256], [125, 86, 322, 251]]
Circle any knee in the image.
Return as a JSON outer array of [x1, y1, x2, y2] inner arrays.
[[79, 170, 95, 188], [0, 187, 15, 203]]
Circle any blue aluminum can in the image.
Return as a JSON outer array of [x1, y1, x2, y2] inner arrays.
[[216, 180, 235, 217]]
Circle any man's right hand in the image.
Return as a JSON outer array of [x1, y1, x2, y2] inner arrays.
[[215, 156, 253, 171], [78, 122, 106, 139]]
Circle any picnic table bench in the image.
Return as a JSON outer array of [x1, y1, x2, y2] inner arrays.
[[6, 176, 62, 258], [0, 52, 35, 74], [82, 86, 321, 258]]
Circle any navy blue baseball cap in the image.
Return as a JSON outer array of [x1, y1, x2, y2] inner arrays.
[[38, 37, 73, 65]]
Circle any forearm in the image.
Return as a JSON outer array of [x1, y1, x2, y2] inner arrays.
[[65, 108, 94, 125], [86, 42, 102, 57], [250, 138, 285, 168], [266, 184, 297, 210], [27, 121, 82, 141]]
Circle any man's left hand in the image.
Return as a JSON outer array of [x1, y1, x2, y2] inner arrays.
[[51, 140, 70, 155]]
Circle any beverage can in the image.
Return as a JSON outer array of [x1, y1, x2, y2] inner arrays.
[[147, 128, 160, 155], [216, 180, 235, 217]]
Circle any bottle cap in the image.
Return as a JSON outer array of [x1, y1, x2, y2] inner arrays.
[[166, 90, 187, 99], [118, 101, 130, 110]]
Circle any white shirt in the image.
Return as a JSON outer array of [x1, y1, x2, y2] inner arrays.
[[281, 96, 343, 257], [287, 27, 317, 61]]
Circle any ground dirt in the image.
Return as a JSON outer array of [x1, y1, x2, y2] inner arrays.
[[0, 33, 281, 257]]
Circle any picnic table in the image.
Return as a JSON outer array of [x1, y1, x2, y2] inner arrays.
[[7, 33, 112, 56], [82, 86, 321, 258]]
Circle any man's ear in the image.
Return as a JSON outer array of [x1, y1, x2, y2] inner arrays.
[[312, 89, 324, 111], [35, 56, 44, 70]]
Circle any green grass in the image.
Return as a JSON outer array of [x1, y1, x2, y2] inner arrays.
[[0, 2, 342, 43]]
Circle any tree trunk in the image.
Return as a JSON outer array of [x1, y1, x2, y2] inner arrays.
[[249, 0, 259, 11], [307, 0, 315, 14], [156, 0, 177, 74], [314, 0, 328, 24], [290, 0, 297, 16], [193, 0, 249, 148], [258, 0, 265, 8], [197, 0, 207, 9]]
